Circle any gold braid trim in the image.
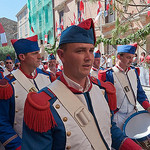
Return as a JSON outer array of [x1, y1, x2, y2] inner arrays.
[[3, 134, 18, 146]]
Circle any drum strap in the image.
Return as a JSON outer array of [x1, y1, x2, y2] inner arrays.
[[48, 80, 109, 150], [11, 69, 38, 93], [112, 67, 136, 106]]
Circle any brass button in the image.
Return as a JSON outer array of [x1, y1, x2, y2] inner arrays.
[[66, 146, 71, 149], [110, 125, 112, 128], [14, 122, 17, 125], [67, 131, 71, 136], [13, 82, 15, 84], [55, 104, 60, 109], [15, 96, 18, 98], [10, 74, 13, 76], [63, 117, 68, 122], [110, 113, 112, 117], [47, 76, 49, 78], [16, 110, 18, 112]]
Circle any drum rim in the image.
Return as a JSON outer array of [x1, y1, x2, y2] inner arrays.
[[123, 110, 150, 141]]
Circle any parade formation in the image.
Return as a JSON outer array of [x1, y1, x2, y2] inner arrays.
[[0, 17, 150, 150], [0, 1, 150, 150]]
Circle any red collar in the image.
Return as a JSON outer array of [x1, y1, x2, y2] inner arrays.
[[59, 74, 92, 93], [115, 64, 131, 73], [92, 67, 98, 71], [19, 67, 37, 79]]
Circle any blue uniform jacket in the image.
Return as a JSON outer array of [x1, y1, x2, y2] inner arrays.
[[21, 75, 141, 150], [0, 68, 54, 150], [98, 67, 150, 111], [0, 67, 4, 79]]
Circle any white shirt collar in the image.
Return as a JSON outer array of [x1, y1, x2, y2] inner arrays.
[[63, 72, 91, 92]]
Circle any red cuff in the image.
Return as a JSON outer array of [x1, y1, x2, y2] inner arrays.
[[16, 146, 21, 150], [120, 138, 143, 150]]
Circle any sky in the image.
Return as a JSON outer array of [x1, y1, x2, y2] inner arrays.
[[0, 0, 27, 21]]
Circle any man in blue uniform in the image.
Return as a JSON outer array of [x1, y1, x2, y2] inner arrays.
[[13, 58, 20, 70], [90, 50, 105, 78], [0, 61, 5, 79], [0, 35, 55, 150], [3, 55, 14, 77], [98, 43, 150, 130], [47, 53, 62, 78], [0, 66, 4, 79], [22, 19, 142, 150]]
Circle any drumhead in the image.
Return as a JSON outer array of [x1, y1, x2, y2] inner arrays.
[[123, 110, 150, 141]]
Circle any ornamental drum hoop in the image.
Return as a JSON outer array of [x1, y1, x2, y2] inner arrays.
[[123, 110, 150, 150]]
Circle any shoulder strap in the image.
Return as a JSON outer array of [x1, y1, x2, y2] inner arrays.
[[48, 80, 108, 150], [11, 69, 38, 93], [112, 66, 136, 106]]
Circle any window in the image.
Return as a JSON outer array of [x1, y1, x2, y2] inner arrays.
[[59, 10, 64, 25], [19, 14, 22, 24], [59, 10, 64, 30], [39, 13, 42, 27], [20, 27, 22, 38], [24, 10, 27, 19], [45, 6, 49, 24], [105, 0, 115, 23], [25, 24, 28, 36]]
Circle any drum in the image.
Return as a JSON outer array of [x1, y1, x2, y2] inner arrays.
[[123, 110, 150, 150]]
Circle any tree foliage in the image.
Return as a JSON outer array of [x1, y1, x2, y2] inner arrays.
[[90, 0, 150, 53], [45, 37, 58, 55], [0, 46, 16, 61], [95, 22, 150, 46]]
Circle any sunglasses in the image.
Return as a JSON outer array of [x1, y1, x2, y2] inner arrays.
[[6, 62, 12, 64]]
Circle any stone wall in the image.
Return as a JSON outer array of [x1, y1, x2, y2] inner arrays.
[[0, 17, 17, 46]]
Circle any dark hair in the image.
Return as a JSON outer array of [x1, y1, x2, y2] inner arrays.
[[59, 43, 67, 51], [117, 52, 124, 57]]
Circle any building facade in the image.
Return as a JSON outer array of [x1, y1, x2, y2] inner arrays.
[[16, 4, 30, 39], [27, 0, 54, 45], [0, 17, 17, 46], [54, 0, 150, 56]]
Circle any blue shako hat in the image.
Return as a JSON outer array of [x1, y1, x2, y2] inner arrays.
[[15, 58, 20, 64], [5, 55, 12, 60], [117, 43, 137, 54], [11, 35, 40, 55], [94, 50, 101, 58], [59, 18, 96, 47], [48, 53, 56, 61]]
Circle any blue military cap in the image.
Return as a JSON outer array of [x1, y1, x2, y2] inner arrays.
[[59, 18, 96, 47], [5, 55, 12, 60], [15, 58, 20, 64], [48, 53, 56, 61], [94, 50, 101, 58], [117, 43, 137, 54], [11, 35, 40, 55]]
